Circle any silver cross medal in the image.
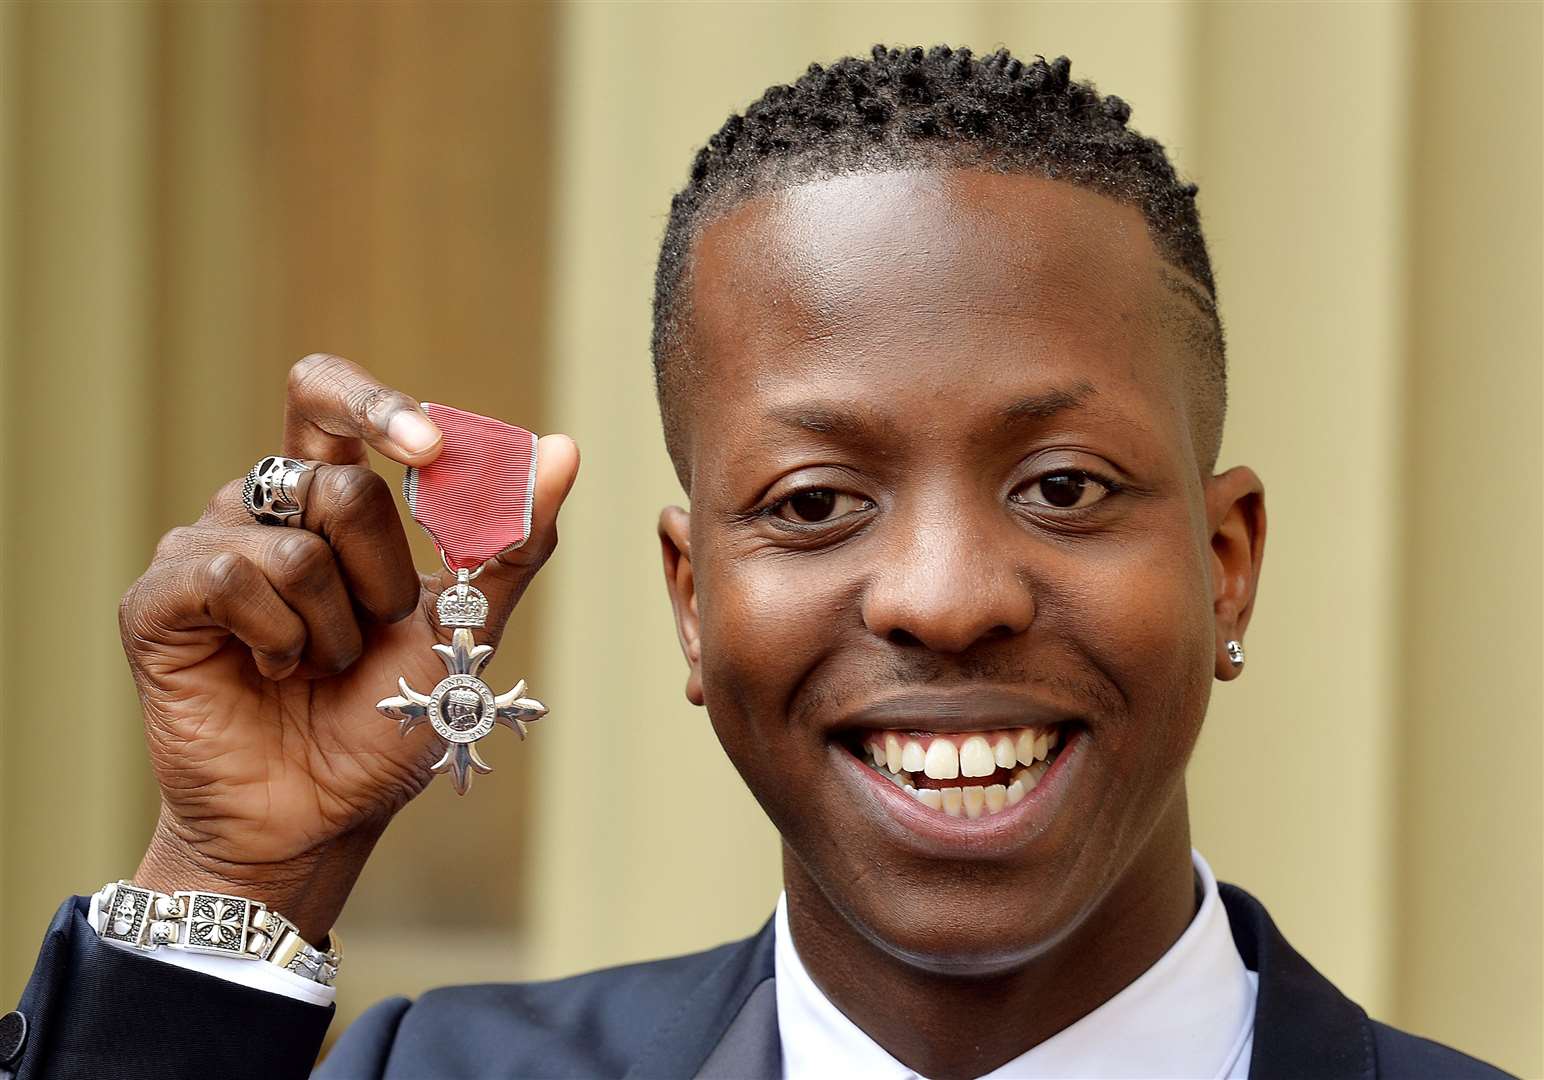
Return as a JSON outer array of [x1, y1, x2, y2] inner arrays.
[[376, 568, 547, 794]]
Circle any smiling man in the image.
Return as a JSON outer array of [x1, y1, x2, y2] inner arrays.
[[4, 46, 1507, 1080]]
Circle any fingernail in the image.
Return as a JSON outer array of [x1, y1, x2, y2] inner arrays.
[[388, 409, 440, 455]]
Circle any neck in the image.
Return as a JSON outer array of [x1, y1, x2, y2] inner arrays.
[[782, 801, 1197, 1080]]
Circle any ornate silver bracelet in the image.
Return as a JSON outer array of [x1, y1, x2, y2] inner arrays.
[[92, 880, 342, 986]]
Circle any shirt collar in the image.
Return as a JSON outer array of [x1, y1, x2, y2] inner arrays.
[[773, 849, 1257, 1079]]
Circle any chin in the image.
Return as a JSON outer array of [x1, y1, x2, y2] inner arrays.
[[852, 880, 1094, 978]]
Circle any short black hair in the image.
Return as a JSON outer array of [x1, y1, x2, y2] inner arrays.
[[652, 46, 1226, 480]]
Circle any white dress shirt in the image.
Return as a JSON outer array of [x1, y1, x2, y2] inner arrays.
[[774, 850, 1258, 1079]]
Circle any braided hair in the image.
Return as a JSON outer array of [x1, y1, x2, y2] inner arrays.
[[653, 45, 1225, 473]]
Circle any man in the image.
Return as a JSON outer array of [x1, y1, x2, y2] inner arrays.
[[3, 46, 1508, 1079]]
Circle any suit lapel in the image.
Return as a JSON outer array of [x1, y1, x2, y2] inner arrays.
[[1220, 885, 1376, 1080], [694, 979, 780, 1079], [626, 919, 779, 1080]]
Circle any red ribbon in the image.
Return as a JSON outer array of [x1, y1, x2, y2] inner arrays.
[[404, 403, 538, 572]]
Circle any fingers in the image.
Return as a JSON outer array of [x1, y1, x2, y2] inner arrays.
[[254, 529, 364, 675], [435, 433, 581, 635], [283, 353, 442, 467], [141, 527, 367, 678], [127, 550, 307, 681], [292, 464, 420, 623]]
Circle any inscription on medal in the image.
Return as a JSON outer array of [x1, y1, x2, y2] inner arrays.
[[428, 675, 497, 744]]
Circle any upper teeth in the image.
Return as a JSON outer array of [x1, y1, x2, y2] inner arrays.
[[866, 726, 1060, 779]]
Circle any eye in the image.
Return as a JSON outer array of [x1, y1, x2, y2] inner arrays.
[[771, 488, 872, 524], [1011, 470, 1116, 511]]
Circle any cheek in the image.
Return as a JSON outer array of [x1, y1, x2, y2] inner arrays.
[[695, 548, 857, 748], [692, 549, 863, 846], [1065, 523, 1215, 762]]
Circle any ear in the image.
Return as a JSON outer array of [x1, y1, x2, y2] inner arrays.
[[658, 505, 704, 706], [1204, 466, 1266, 681]]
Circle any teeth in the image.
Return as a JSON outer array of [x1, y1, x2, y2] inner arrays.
[[962, 786, 986, 818], [923, 739, 959, 780], [959, 736, 995, 778], [993, 735, 1016, 768], [864, 726, 1066, 819]]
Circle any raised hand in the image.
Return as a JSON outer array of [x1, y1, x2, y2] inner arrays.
[[120, 354, 579, 940]]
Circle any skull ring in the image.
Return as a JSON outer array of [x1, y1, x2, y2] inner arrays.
[[242, 456, 313, 525]]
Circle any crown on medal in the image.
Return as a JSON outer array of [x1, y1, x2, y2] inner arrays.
[[437, 584, 490, 629]]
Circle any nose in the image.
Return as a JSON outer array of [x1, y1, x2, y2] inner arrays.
[[860, 501, 1035, 654]]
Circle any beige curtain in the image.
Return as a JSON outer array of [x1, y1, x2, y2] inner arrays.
[[2, 3, 1538, 1074]]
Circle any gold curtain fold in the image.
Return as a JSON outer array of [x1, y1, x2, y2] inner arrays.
[[1, 2, 1538, 1073]]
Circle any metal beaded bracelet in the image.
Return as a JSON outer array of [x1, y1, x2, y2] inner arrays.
[[92, 880, 342, 987]]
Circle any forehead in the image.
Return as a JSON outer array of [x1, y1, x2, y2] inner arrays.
[[683, 169, 1188, 471]]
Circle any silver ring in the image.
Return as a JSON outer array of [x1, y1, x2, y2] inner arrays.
[[242, 456, 312, 526]]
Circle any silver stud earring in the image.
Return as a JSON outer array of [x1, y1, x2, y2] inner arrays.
[[1226, 640, 1245, 667]]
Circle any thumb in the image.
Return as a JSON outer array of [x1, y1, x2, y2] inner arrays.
[[429, 433, 580, 639]]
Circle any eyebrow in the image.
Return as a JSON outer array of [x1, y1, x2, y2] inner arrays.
[[763, 381, 1101, 442], [997, 382, 1099, 428], [766, 402, 901, 440]]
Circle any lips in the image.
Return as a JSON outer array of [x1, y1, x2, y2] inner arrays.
[[829, 687, 1083, 825]]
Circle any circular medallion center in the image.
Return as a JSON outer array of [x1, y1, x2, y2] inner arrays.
[[428, 675, 496, 743]]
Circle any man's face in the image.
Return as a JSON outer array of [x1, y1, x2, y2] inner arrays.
[[660, 169, 1261, 973]]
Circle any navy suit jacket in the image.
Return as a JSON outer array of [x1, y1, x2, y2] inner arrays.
[[5, 884, 1510, 1079]]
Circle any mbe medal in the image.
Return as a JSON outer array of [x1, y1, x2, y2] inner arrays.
[[375, 403, 547, 795]]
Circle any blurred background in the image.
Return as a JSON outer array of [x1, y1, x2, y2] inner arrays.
[[1, 1, 1539, 1074]]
